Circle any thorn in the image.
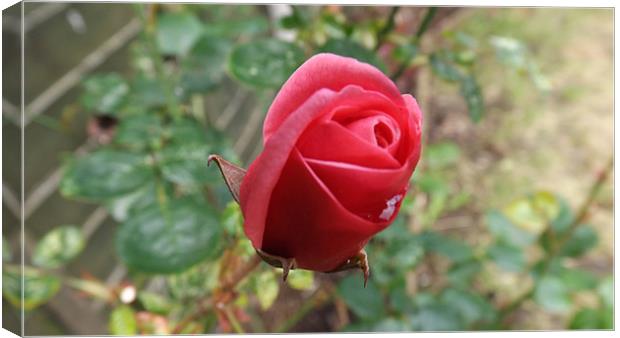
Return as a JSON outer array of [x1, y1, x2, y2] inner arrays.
[[357, 249, 370, 288], [281, 258, 296, 282]]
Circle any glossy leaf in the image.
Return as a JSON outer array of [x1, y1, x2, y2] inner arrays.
[[116, 198, 222, 274], [156, 12, 204, 56], [3, 268, 61, 310], [337, 275, 384, 319], [487, 241, 525, 272], [486, 210, 535, 247], [113, 113, 164, 151], [159, 144, 216, 186], [228, 39, 305, 88], [60, 150, 153, 201], [33, 226, 85, 269], [318, 39, 386, 72], [109, 305, 137, 335], [459, 75, 484, 123], [81, 74, 129, 114]]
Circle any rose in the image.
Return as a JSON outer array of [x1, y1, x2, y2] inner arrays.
[[238, 53, 423, 272]]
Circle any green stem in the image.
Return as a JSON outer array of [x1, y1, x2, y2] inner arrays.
[[498, 156, 613, 326], [374, 7, 400, 52]]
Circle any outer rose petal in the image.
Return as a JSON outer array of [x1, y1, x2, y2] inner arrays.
[[263, 53, 405, 142], [240, 86, 397, 249], [261, 149, 386, 271]]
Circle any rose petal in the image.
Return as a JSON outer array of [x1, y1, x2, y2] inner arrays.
[[298, 120, 401, 169], [263, 53, 405, 142], [261, 149, 384, 271]]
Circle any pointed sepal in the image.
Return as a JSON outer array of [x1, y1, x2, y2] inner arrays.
[[328, 249, 370, 287], [208, 154, 246, 204], [255, 249, 297, 282]]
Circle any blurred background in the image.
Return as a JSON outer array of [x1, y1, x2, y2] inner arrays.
[[1, 3, 613, 335]]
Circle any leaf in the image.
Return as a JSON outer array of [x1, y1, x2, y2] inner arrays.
[[440, 288, 496, 326], [159, 144, 216, 186], [420, 231, 474, 263], [487, 241, 525, 272], [409, 303, 464, 331], [447, 259, 482, 288], [504, 194, 557, 236], [373, 318, 410, 332], [166, 117, 207, 145], [180, 35, 232, 93], [337, 275, 384, 320], [485, 209, 535, 247], [203, 17, 269, 37], [459, 75, 484, 123], [60, 150, 154, 201], [106, 182, 163, 222], [255, 271, 279, 310], [228, 39, 305, 88], [550, 197, 574, 233], [109, 305, 137, 335], [156, 12, 204, 56], [569, 308, 612, 329], [534, 276, 571, 313], [424, 142, 461, 169], [3, 267, 61, 310], [3, 236, 11, 262], [557, 267, 597, 291], [560, 225, 598, 257], [81, 74, 129, 114], [318, 39, 386, 72], [129, 74, 167, 108], [287, 270, 314, 291], [429, 52, 462, 82], [597, 275, 613, 309], [33, 226, 85, 269], [116, 197, 222, 274], [138, 291, 173, 315], [113, 113, 164, 151], [489, 36, 527, 69]]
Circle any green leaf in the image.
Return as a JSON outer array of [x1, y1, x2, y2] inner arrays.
[[447, 259, 482, 288], [138, 291, 173, 315], [159, 144, 216, 186], [116, 197, 222, 274], [489, 36, 526, 69], [429, 52, 462, 82], [560, 225, 598, 257], [255, 271, 279, 310], [287, 270, 315, 290], [534, 276, 571, 313], [228, 39, 305, 88], [166, 117, 207, 145], [337, 275, 384, 319], [486, 210, 535, 247], [60, 150, 154, 201], [106, 182, 163, 222], [597, 275, 613, 309], [113, 113, 164, 151], [156, 12, 204, 56], [180, 35, 232, 93], [459, 75, 484, 123], [392, 44, 418, 65], [109, 305, 137, 335], [569, 308, 612, 329], [3, 267, 61, 310], [33, 226, 85, 269], [420, 231, 474, 263], [424, 142, 461, 169], [81, 74, 129, 115], [504, 193, 558, 236], [203, 17, 269, 37], [129, 74, 167, 108], [487, 241, 525, 272], [440, 288, 496, 326], [318, 39, 386, 72], [409, 303, 464, 331], [373, 318, 410, 332], [557, 267, 597, 291], [551, 197, 574, 233], [3, 237, 11, 262]]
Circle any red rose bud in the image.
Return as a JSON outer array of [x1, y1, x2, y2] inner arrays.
[[211, 53, 422, 283]]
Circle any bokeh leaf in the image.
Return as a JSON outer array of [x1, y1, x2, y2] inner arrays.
[[559, 225, 598, 258], [81, 74, 129, 115], [440, 288, 496, 325], [156, 12, 204, 56], [138, 291, 173, 315], [33, 226, 85, 269], [487, 241, 525, 272], [486, 210, 535, 247], [61, 150, 154, 201], [409, 303, 464, 331], [180, 35, 232, 93], [255, 271, 279, 310], [113, 113, 164, 151], [287, 270, 315, 291], [109, 305, 137, 335], [534, 276, 571, 313], [228, 39, 305, 88], [459, 75, 484, 123], [2, 267, 61, 310], [424, 142, 461, 169], [337, 275, 384, 320], [318, 38, 386, 71], [116, 197, 222, 274]]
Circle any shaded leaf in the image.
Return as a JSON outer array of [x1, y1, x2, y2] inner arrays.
[[109, 305, 137, 335], [228, 39, 305, 88], [116, 197, 222, 274], [447, 259, 482, 288], [534, 276, 571, 313], [138, 291, 173, 315], [487, 241, 525, 272], [33, 226, 85, 269], [60, 150, 153, 201], [2, 267, 61, 310], [424, 142, 461, 169], [459, 75, 484, 123], [159, 144, 216, 186], [203, 17, 269, 37], [570, 308, 612, 330], [113, 113, 164, 151], [420, 231, 474, 263], [81, 74, 129, 115], [180, 35, 232, 93], [440, 288, 497, 325], [486, 209, 535, 247], [318, 38, 386, 72], [156, 12, 204, 56], [410, 303, 464, 331], [560, 225, 598, 257], [337, 275, 384, 319], [429, 52, 462, 82]]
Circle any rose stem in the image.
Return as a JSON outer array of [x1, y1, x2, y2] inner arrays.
[[498, 155, 613, 327], [374, 6, 401, 52]]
